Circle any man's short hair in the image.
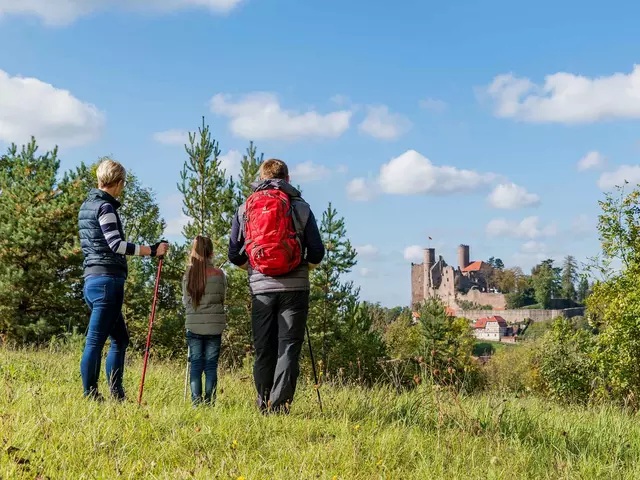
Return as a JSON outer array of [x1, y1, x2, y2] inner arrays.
[[259, 159, 289, 180], [96, 158, 126, 188]]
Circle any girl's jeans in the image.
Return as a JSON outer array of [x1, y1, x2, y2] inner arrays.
[[80, 275, 129, 400], [187, 331, 222, 405]]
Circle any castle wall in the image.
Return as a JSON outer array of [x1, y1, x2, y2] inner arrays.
[[411, 263, 424, 307], [454, 307, 585, 323], [458, 289, 506, 310]]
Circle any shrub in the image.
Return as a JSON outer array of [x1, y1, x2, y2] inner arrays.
[[484, 340, 539, 394], [534, 317, 596, 404]]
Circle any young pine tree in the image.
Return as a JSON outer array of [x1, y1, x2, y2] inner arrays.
[[309, 203, 358, 374], [0, 139, 86, 342], [237, 141, 264, 201], [561, 255, 578, 301], [179, 118, 236, 265]]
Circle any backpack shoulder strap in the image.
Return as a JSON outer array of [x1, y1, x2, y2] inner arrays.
[[290, 198, 310, 237], [237, 203, 247, 243]]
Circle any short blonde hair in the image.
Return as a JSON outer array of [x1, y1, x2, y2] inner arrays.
[[96, 158, 126, 188], [259, 159, 288, 180]]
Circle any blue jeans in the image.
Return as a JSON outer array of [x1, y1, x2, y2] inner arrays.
[[80, 275, 129, 400], [187, 331, 222, 405]]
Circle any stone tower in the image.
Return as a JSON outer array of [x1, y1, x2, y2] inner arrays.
[[423, 247, 435, 300], [458, 244, 470, 270]]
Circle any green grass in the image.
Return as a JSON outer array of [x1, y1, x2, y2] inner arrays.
[[2, 348, 640, 479], [473, 341, 513, 356]]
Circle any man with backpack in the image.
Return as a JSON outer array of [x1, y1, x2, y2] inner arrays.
[[228, 158, 325, 413]]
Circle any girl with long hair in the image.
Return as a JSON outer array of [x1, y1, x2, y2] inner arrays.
[[182, 235, 227, 406]]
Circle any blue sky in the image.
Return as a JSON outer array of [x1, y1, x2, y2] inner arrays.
[[1, 0, 640, 306]]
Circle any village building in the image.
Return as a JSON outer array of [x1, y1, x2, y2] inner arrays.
[[472, 315, 508, 341]]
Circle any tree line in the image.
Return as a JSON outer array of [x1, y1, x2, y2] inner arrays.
[[4, 120, 640, 405], [483, 255, 590, 309], [0, 120, 393, 382]]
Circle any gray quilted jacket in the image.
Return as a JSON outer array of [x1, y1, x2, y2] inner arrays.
[[182, 265, 227, 336]]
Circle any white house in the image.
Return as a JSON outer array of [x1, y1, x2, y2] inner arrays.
[[472, 316, 508, 341]]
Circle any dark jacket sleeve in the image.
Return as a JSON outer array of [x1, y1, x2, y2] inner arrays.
[[303, 210, 325, 264], [228, 210, 248, 266]]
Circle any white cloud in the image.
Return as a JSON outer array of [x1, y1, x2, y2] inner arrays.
[[598, 165, 640, 190], [346, 177, 378, 202], [219, 149, 242, 179], [356, 244, 379, 259], [419, 98, 447, 112], [290, 161, 332, 183], [164, 213, 190, 237], [0, 0, 244, 26], [570, 214, 592, 236], [487, 183, 540, 210], [521, 240, 547, 254], [330, 94, 351, 106], [577, 151, 606, 171], [0, 69, 104, 148], [403, 245, 424, 263], [360, 267, 375, 278], [160, 193, 189, 238], [378, 150, 497, 195], [153, 129, 189, 146], [210, 92, 352, 140], [485, 65, 640, 124], [486, 216, 557, 239], [358, 105, 411, 140], [512, 241, 553, 269]]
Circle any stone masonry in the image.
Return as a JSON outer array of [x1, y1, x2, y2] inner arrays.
[[411, 244, 507, 309]]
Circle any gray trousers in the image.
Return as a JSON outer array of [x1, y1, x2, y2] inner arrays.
[[251, 290, 309, 412]]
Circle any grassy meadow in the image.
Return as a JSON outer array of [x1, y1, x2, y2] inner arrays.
[[2, 348, 640, 479]]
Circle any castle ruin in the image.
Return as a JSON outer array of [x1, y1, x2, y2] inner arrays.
[[411, 244, 507, 310]]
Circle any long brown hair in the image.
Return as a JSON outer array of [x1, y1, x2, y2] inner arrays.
[[187, 235, 213, 307]]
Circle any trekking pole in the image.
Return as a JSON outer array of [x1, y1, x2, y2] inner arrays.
[[137, 252, 165, 406], [183, 345, 190, 403], [305, 324, 323, 413]]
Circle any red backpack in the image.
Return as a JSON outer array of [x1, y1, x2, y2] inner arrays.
[[242, 189, 302, 276]]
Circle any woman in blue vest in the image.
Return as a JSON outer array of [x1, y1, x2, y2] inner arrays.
[[78, 158, 168, 401], [182, 235, 227, 406]]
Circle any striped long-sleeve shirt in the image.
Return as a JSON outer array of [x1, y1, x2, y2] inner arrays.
[[98, 203, 142, 256]]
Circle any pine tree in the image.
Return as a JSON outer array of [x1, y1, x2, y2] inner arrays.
[[531, 259, 561, 308], [0, 139, 86, 341], [309, 203, 357, 373], [238, 141, 264, 201], [179, 117, 236, 264], [577, 275, 590, 303], [561, 255, 578, 301]]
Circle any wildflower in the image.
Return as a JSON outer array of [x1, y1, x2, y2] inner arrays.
[[332, 477, 338, 480], [195, 427, 201, 433], [417, 356, 425, 364], [237, 477, 245, 480], [231, 440, 238, 450], [319, 371, 324, 377], [447, 357, 452, 363], [430, 349, 437, 357], [433, 369, 440, 376], [376, 459, 384, 467], [413, 375, 422, 385], [353, 425, 360, 431], [447, 367, 454, 375]]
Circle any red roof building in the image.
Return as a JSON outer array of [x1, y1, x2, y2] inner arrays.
[[462, 261, 487, 273], [473, 315, 508, 329]]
